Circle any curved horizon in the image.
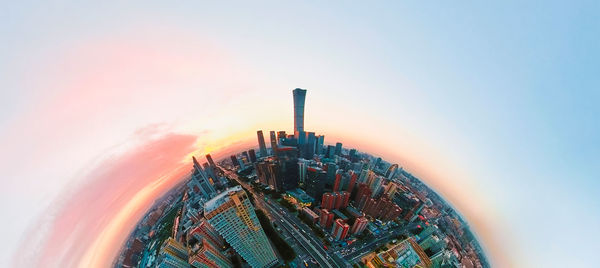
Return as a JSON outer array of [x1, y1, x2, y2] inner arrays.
[[2, 2, 598, 267]]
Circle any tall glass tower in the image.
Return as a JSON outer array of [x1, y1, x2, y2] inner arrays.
[[257, 130, 268, 158], [292, 88, 307, 138], [204, 186, 279, 268]]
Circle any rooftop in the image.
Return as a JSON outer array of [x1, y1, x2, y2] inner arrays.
[[204, 186, 243, 213]]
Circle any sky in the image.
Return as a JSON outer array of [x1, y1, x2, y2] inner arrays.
[[1, 1, 599, 267]]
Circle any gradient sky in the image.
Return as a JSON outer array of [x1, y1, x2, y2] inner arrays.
[[1, 1, 599, 267]]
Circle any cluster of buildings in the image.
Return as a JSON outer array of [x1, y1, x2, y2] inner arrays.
[[117, 88, 488, 268]]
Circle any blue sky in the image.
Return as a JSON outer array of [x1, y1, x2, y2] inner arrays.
[[1, 1, 598, 266]]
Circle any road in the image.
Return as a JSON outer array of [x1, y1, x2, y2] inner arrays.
[[220, 167, 343, 268]]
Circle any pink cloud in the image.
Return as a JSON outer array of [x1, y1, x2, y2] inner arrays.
[[13, 131, 198, 267]]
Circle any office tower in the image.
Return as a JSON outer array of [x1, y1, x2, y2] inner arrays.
[[206, 154, 217, 168], [349, 149, 357, 162], [321, 192, 334, 210], [351, 217, 368, 235], [242, 151, 250, 162], [326, 163, 337, 187], [193, 156, 204, 174], [257, 130, 268, 157], [331, 219, 350, 240], [326, 145, 335, 158], [255, 159, 275, 186], [203, 163, 216, 181], [204, 186, 279, 268], [319, 209, 334, 228], [386, 164, 399, 179], [333, 173, 342, 192], [279, 156, 299, 191], [230, 155, 239, 167], [306, 132, 316, 158], [189, 238, 233, 268], [347, 171, 358, 196], [156, 237, 189, 268], [191, 157, 216, 198], [298, 159, 308, 185], [269, 131, 278, 156], [316, 135, 325, 155], [305, 167, 326, 202], [293, 88, 307, 138], [187, 219, 226, 249], [335, 142, 342, 156], [277, 131, 286, 141], [248, 149, 257, 163]]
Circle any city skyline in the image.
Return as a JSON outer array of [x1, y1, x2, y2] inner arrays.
[[1, 2, 598, 267]]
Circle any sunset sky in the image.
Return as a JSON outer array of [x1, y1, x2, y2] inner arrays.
[[1, 1, 598, 267]]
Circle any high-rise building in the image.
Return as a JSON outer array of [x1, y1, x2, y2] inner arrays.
[[335, 142, 343, 156], [306, 132, 316, 158], [257, 130, 268, 157], [277, 131, 286, 142], [230, 155, 240, 167], [305, 167, 326, 202], [326, 145, 335, 159], [340, 191, 350, 208], [189, 238, 232, 268], [331, 219, 350, 240], [348, 149, 357, 162], [326, 163, 337, 188], [298, 159, 308, 185], [187, 219, 226, 249], [322, 192, 334, 210], [191, 157, 216, 198], [386, 164, 399, 179], [206, 154, 216, 168], [156, 237, 189, 268], [248, 149, 257, 163], [293, 88, 307, 138], [204, 186, 279, 268], [319, 209, 334, 228], [333, 173, 342, 192], [347, 171, 358, 196], [269, 131, 278, 156], [351, 217, 368, 235], [316, 135, 325, 155]]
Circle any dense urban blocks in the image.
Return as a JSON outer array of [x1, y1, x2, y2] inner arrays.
[[117, 88, 487, 268]]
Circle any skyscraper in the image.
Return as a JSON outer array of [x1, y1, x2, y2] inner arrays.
[[269, 131, 278, 156], [156, 237, 189, 268], [335, 142, 343, 156], [204, 186, 279, 268], [189, 238, 232, 268], [316, 135, 325, 155], [206, 154, 216, 168], [305, 167, 326, 202], [257, 130, 267, 157], [191, 156, 216, 198], [293, 88, 307, 138], [306, 132, 316, 158], [230, 155, 239, 167], [248, 149, 257, 163]]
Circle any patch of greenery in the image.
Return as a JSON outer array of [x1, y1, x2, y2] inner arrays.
[[255, 209, 296, 263]]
